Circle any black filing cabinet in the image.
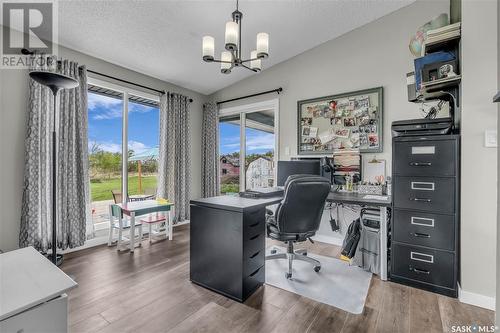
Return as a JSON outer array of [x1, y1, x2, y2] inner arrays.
[[190, 197, 273, 302], [391, 135, 460, 297]]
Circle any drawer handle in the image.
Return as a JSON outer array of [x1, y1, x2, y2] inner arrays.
[[410, 251, 434, 263], [410, 266, 430, 275], [249, 267, 261, 277], [409, 162, 432, 166], [411, 182, 435, 191], [412, 232, 430, 238], [250, 250, 260, 259], [410, 197, 432, 203], [249, 222, 260, 227], [249, 234, 260, 241], [411, 216, 435, 227]]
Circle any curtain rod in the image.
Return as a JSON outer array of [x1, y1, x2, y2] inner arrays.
[[87, 70, 193, 103], [217, 87, 283, 105], [20, 49, 193, 103]]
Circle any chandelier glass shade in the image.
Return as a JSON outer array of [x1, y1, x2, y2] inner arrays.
[[202, 0, 268, 74]]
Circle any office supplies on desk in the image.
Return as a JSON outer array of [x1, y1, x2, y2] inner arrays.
[[239, 187, 284, 198]]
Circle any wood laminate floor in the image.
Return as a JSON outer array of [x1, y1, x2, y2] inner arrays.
[[61, 226, 494, 333]]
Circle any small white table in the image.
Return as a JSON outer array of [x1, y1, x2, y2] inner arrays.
[[116, 200, 174, 252], [0, 247, 77, 332]]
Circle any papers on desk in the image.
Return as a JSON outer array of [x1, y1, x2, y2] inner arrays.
[[363, 195, 389, 201]]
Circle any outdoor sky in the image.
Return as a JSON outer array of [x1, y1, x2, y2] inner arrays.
[[88, 92, 274, 155]]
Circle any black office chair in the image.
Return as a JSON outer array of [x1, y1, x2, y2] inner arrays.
[[266, 174, 331, 279]]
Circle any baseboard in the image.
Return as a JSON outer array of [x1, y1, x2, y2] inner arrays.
[[458, 284, 496, 310], [312, 234, 343, 247]]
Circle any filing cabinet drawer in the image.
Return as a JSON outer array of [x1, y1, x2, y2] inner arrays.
[[243, 265, 265, 299], [393, 139, 457, 177], [393, 209, 455, 251], [243, 248, 265, 277], [392, 243, 455, 289], [393, 176, 455, 214], [243, 230, 265, 259]]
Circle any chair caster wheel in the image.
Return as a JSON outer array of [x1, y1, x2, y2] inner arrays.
[[271, 249, 277, 254], [303, 251, 307, 256], [314, 266, 321, 272], [285, 273, 292, 279]]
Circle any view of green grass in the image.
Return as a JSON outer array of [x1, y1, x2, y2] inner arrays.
[[221, 183, 239, 194], [90, 175, 157, 201]]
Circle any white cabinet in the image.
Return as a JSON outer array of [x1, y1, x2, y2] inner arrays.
[[0, 247, 77, 333], [0, 295, 68, 333]]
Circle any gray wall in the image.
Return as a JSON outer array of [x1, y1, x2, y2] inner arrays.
[[0, 43, 208, 252], [210, 1, 449, 173], [461, 0, 498, 302], [497, 0, 500, 324], [211, 0, 499, 302]]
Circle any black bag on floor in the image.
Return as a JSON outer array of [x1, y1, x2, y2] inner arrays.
[[341, 218, 361, 259]]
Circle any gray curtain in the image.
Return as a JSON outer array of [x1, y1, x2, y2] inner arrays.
[[201, 102, 219, 197], [158, 92, 191, 222], [20, 57, 90, 251]]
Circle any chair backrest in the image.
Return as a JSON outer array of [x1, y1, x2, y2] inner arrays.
[[111, 190, 122, 204], [275, 175, 331, 236]]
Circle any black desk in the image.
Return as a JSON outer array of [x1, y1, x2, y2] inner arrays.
[[190, 192, 392, 302], [190, 195, 282, 302]]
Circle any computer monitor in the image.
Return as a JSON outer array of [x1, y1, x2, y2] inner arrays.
[[277, 160, 321, 186]]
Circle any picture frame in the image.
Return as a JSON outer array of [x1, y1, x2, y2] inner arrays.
[[297, 87, 383, 155]]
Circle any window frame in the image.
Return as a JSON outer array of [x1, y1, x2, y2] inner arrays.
[[87, 76, 160, 203], [219, 98, 280, 191]]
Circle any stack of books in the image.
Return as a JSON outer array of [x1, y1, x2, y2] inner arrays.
[[425, 22, 461, 46]]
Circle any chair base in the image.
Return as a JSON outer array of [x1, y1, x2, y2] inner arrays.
[[266, 241, 321, 279]]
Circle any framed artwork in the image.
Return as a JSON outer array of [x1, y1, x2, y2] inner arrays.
[[297, 87, 383, 155]]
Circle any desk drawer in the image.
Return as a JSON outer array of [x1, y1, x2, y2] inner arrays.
[[244, 212, 265, 239], [393, 210, 455, 251], [393, 176, 455, 214], [392, 243, 455, 289], [393, 140, 457, 177], [243, 265, 265, 299], [244, 230, 265, 259], [243, 249, 265, 277]]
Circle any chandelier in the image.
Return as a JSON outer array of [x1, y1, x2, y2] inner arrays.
[[202, 0, 269, 74]]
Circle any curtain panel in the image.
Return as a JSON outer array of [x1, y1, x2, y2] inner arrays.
[[201, 102, 219, 197], [158, 92, 191, 222], [20, 57, 90, 251]]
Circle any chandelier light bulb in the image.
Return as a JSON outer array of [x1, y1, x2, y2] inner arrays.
[[221, 51, 232, 74], [250, 50, 261, 71], [202, 36, 215, 61], [225, 21, 238, 51], [256, 33, 269, 58]]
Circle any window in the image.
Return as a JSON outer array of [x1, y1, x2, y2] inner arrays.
[[87, 79, 160, 236], [219, 100, 278, 194]]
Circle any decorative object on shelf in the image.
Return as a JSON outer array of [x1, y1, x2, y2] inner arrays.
[[28, 70, 80, 266], [297, 87, 383, 154], [409, 13, 448, 57], [202, 0, 269, 74]]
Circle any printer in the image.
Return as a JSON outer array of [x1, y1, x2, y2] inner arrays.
[[391, 117, 453, 137]]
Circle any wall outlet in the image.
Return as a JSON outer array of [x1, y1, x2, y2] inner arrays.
[[484, 130, 497, 148]]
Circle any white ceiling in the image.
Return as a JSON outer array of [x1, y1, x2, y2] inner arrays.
[[58, 0, 415, 95]]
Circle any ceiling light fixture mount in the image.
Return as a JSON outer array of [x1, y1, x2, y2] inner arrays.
[[202, 0, 269, 74]]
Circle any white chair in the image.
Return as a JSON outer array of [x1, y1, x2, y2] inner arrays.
[[108, 204, 143, 250]]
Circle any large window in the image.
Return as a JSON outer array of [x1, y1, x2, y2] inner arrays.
[[219, 102, 278, 194], [87, 80, 160, 235]]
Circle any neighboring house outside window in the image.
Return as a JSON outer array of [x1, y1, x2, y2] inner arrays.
[[246, 157, 274, 189]]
